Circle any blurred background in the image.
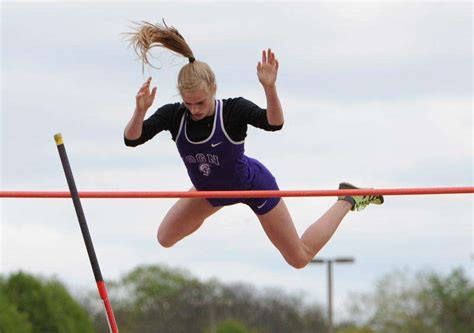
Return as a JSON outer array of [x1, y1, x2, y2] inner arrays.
[[1, 1, 472, 332]]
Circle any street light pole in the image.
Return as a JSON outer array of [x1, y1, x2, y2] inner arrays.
[[310, 257, 355, 333], [327, 260, 333, 331]]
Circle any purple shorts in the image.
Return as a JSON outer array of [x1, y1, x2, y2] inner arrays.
[[207, 159, 280, 215]]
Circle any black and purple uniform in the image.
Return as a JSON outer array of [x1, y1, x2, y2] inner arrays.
[[125, 97, 282, 215]]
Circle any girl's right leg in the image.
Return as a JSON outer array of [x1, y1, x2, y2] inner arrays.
[[157, 187, 222, 247], [257, 199, 352, 268]]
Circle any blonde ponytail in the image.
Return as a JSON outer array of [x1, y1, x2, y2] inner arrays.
[[125, 20, 216, 94]]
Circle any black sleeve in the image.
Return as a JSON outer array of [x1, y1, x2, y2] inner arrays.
[[124, 103, 181, 147], [237, 97, 284, 131], [223, 97, 283, 142]]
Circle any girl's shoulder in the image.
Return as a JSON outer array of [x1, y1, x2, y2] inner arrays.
[[222, 97, 259, 112], [156, 102, 185, 115], [150, 102, 187, 124]]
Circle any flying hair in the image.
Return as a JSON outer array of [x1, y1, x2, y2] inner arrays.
[[125, 19, 194, 68], [124, 19, 216, 94]]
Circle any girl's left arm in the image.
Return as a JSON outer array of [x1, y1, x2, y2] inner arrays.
[[257, 48, 284, 126]]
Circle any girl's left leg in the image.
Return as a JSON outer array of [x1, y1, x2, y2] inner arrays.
[[257, 199, 352, 269]]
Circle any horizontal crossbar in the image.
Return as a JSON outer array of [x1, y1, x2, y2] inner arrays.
[[0, 187, 473, 199]]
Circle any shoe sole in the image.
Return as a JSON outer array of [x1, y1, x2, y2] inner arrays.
[[339, 182, 358, 190], [339, 182, 384, 205]]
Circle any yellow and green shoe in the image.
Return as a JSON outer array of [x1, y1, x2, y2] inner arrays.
[[338, 182, 384, 211]]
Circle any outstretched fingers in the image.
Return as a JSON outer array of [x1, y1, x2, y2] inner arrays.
[[137, 77, 154, 96], [150, 86, 157, 99], [142, 77, 152, 90], [256, 49, 279, 83], [260, 49, 278, 69]]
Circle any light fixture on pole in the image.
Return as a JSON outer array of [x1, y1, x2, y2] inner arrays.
[[310, 257, 355, 333]]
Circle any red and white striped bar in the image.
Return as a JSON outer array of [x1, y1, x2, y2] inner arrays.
[[0, 187, 473, 199]]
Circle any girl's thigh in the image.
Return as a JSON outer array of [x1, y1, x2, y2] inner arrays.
[[158, 187, 222, 247]]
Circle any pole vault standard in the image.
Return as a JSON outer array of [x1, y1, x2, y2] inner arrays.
[[54, 133, 119, 333], [1, 187, 473, 198]]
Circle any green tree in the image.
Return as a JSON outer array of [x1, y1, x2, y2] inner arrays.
[[417, 268, 474, 332], [214, 319, 256, 333], [86, 264, 327, 333], [347, 268, 474, 333], [335, 321, 374, 333], [3, 271, 95, 333], [0, 277, 32, 333], [93, 264, 211, 333]]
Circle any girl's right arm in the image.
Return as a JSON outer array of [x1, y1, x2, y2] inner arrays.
[[124, 77, 157, 140]]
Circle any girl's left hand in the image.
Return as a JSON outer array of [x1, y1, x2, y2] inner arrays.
[[257, 48, 279, 88]]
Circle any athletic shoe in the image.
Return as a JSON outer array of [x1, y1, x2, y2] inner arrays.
[[338, 182, 384, 211]]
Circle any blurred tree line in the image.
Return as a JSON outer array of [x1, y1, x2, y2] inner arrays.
[[83, 264, 327, 332], [1, 265, 472, 333], [0, 272, 94, 333], [339, 267, 474, 333]]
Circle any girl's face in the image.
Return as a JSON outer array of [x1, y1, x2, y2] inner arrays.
[[181, 85, 216, 121]]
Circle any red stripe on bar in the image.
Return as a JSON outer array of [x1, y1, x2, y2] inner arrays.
[[0, 187, 473, 198]]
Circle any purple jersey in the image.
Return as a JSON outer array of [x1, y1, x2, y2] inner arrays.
[[175, 100, 280, 214]]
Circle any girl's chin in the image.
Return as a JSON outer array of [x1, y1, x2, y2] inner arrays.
[[192, 113, 209, 120]]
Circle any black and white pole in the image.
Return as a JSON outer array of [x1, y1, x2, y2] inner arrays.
[[54, 133, 119, 333]]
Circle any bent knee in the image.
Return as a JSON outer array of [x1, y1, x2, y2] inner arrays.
[[287, 258, 308, 269], [285, 255, 310, 269], [157, 230, 176, 248]]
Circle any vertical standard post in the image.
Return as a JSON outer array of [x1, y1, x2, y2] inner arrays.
[[54, 133, 119, 333], [327, 261, 333, 333], [311, 257, 354, 333]]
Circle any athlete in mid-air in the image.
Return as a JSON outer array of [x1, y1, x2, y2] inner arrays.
[[124, 21, 383, 268]]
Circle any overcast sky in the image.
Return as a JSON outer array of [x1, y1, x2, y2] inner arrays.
[[1, 0, 472, 321]]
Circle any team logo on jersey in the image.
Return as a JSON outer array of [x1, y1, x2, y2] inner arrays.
[[199, 163, 211, 176], [185, 153, 220, 166]]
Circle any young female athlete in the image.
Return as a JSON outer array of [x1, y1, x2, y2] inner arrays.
[[124, 21, 383, 269]]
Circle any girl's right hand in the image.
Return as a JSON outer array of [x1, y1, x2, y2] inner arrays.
[[135, 77, 157, 114]]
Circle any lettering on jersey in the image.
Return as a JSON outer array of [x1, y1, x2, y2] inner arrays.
[[184, 153, 220, 166], [196, 153, 207, 163], [206, 154, 219, 166]]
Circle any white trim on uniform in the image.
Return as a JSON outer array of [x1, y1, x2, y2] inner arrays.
[[176, 111, 186, 140], [219, 99, 245, 145], [184, 100, 219, 145]]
